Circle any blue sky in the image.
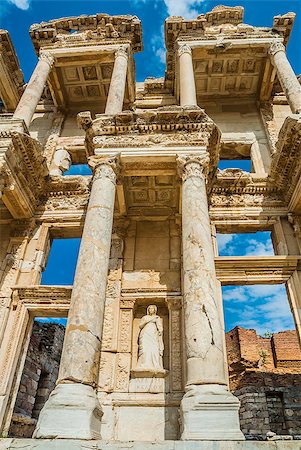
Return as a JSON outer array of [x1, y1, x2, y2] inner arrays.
[[1, 0, 301, 82], [2, 0, 296, 335]]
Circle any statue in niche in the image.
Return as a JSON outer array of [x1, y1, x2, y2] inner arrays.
[[136, 305, 164, 371]]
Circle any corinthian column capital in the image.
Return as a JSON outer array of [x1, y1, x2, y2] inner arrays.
[[268, 41, 285, 58], [89, 155, 121, 184], [178, 43, 192, 57], [176, 154, 210, 182], [115, 45, 129, 59], [39, 51, 55, 67]]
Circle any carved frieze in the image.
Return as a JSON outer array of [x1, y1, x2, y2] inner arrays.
[[30, 14, 142, 53]]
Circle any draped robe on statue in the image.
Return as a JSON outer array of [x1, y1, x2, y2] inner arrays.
[[137, 311, 164, 371]]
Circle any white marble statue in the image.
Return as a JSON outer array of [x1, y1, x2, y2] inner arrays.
[[136, 305, 164, 371], [49, 148, 72, 176]]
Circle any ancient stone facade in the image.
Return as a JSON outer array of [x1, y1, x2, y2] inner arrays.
[[0, 4, 301, 449]]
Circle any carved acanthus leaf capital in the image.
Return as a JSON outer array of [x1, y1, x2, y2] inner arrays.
[[89, 155, 121, 184], [115, 45, 129, 59], [39, 51, 55, 67], [176, 154, 210, 182], [178, 43, 192, 57], [268, 41, 285, 58]]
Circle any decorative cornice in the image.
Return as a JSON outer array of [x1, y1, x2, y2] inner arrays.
[[29, 14, 143, 54], [270, 115, 301, 202]]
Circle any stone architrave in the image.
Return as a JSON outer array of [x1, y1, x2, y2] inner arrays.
[[177, 154, 244, 441], [178, 44, 197, 107], [33, 155, 120, 440], [13, 51, 54, 128], [105, 46, 128, 115], [269, 41, 301, 114]]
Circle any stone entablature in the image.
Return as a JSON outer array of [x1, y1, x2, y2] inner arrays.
[[0, 31, 24, 112], [29, 14, 142, 54]]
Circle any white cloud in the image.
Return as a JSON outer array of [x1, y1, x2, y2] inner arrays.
[[134, 0, 204, 19], [244, 238, 274, 256], [223, 284, 295, 336], [150, 24, 166, 68], [8, 0, 31, 10], [216, 232, 274, 257], [216, 234, 234, 253], [163, 0, 199, 19], [222, 286, 249, 303]]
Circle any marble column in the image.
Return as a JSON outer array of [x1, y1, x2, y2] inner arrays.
[[269, 41, 301, 114], [105, 46, 128, 115], [177, 154, 244, 441], [178, 44, 197, 107], [13, 51, 54, 128], [34, 155, 120, 440]]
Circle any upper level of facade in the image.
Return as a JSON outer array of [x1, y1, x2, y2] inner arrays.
[[1, 5, 301, 228]]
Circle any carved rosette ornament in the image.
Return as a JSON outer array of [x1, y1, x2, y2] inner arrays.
[[176, 154, 210, 182], [39, 51, 55, 68], [88, 155, 121, 185]]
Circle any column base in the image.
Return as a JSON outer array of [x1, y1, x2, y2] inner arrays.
[[33, 383, 103, 439], [180, 384, 245, 441]]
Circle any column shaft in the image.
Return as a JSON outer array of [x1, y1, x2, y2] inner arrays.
[[59, 158, 118, 384], [34, 156, 119, 440], [179, 155, 226, 387], [269, 42, 301, 114], [178, 154, 244, 441], [13, 52, 54, 128], [178, 44, 197, 107], [105, 47, 128, 115]]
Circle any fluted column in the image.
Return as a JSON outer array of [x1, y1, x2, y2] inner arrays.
[[269, 41, 301, 114], [13, 51, 54, 128], [105, 46, 128, 115], [178, 44, 197, 107], [177, 154, 244, 441], [34, 155, 120, 440]]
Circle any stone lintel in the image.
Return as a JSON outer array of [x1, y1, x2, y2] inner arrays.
[[215, 255, 301, 284], [179, 37, 283, 50]]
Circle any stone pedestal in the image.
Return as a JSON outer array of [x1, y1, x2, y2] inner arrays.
[[269, 41, 301, 114], [105, 46, 128, 115], [177, 154, 244, 441], [34, 156, 119, 439], [178, 44, 197, 107], [13, 52, 54, 128]]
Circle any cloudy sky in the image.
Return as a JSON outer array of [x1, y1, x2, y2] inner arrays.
[[1, 0, 297, 335]]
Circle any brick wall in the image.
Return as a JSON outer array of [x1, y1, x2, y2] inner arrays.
[[9, 321, 65, 438], [226, 326, 301, 439]]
